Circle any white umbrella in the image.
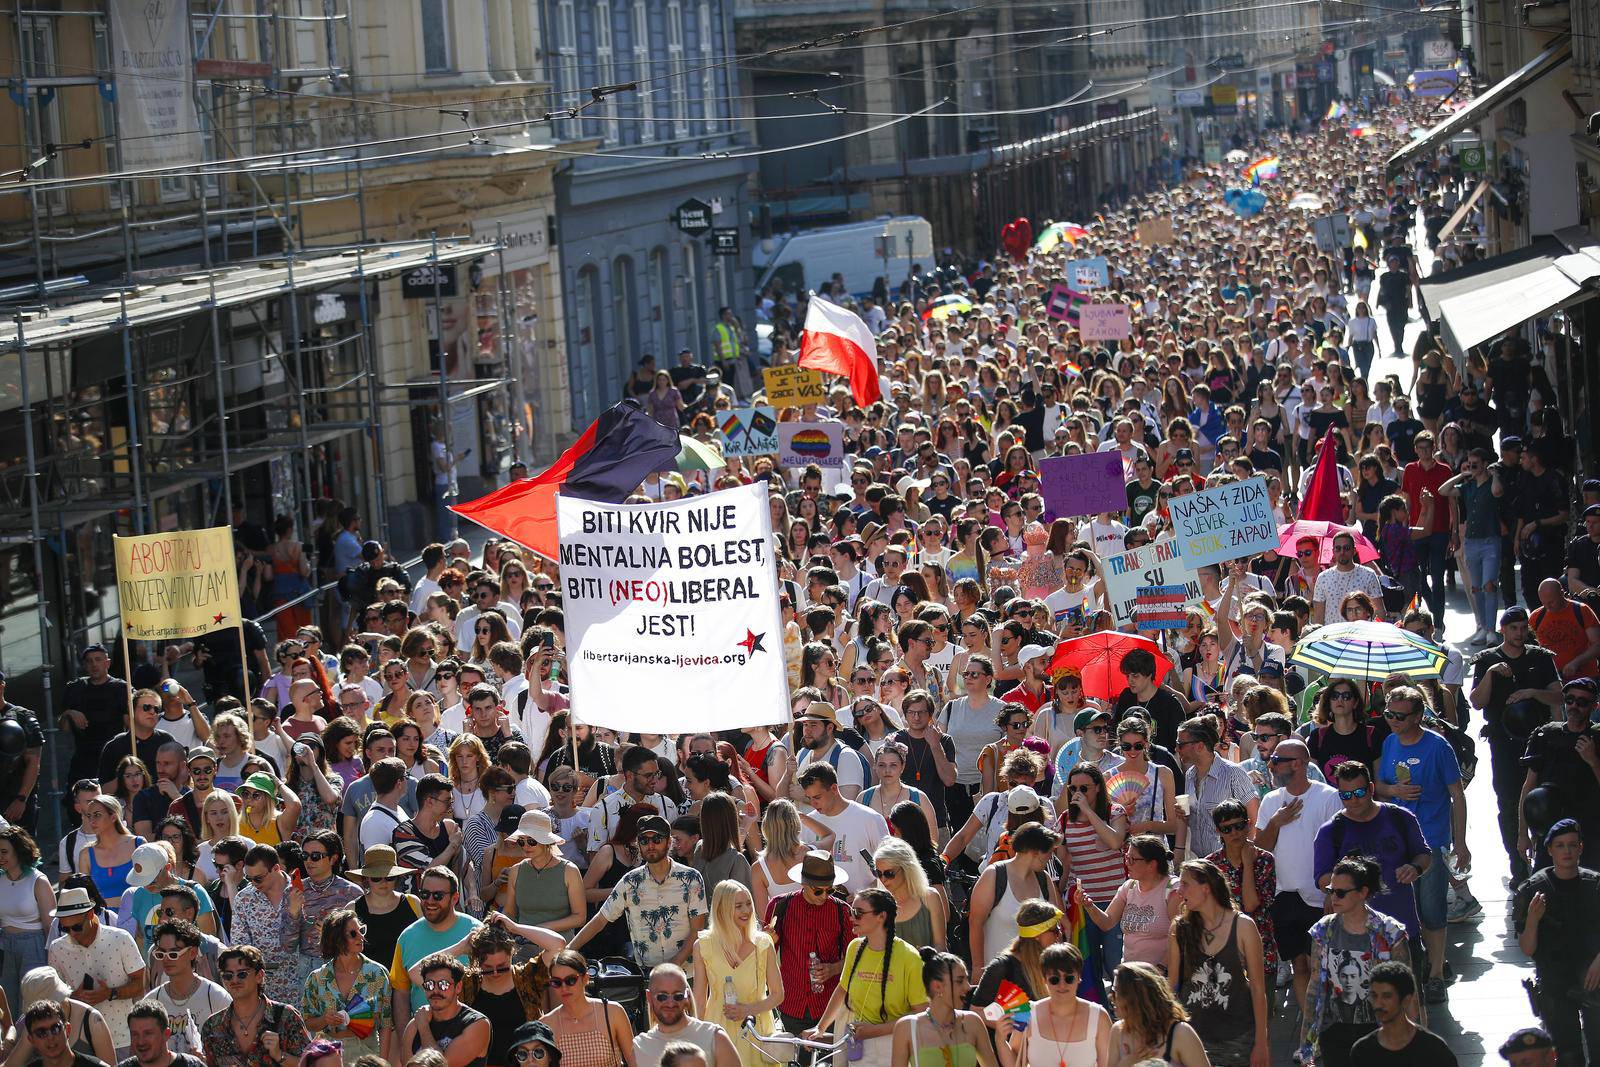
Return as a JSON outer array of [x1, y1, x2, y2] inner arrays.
[[1226, 149, 1248, 163], [1289, 192, 1324, 211]]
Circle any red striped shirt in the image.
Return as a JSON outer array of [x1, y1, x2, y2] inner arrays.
[[1058, 804, 1127, 903]]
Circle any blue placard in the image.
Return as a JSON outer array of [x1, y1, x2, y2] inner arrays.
[[1169, 476, 1277, 568], [1065, 256, 1110, 289]]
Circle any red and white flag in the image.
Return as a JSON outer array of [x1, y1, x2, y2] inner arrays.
[[798, 295, 881, 406]]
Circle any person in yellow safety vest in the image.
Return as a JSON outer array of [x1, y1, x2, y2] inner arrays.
[[712, 306, 751, 396]]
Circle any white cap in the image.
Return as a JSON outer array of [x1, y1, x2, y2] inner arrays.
[[125, 842, 169, 889], [1018, 644, 1052, 668]]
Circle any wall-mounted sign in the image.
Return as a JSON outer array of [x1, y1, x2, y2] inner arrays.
[[675, 198, 713, 235], [710, 227, 741, 256], [401, 263, 458, 299]]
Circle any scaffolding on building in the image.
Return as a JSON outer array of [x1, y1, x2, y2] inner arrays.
[[0, 0, 528, 848]]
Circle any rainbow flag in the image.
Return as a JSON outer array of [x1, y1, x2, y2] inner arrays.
[[1063, 882, 1106, 1004], [1348, 123, 1378, 138], [1325, 101, 1349, 122], [1244, 155, 1280, 184]]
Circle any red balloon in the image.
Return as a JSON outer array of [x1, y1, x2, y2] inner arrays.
[[1000, 217, 1032, 259]]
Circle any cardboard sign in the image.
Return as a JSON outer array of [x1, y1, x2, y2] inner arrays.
[[718, 407, 778, 457], [1136, 585, 1191, 631], [1078, 303, 1132, 342], [1065, 257, 1111, 289], [1101, 539, 1200, 630], [1169, 476, 1277, 568], [1039, 452, 1127, 518], [1136, 217, 1175, 246], [1045, 284, 1089, 323], [778, 422, 845, 469], [763, 365, 826, 408], [557, 482, 789, 733], [114, 527, 244, 641]]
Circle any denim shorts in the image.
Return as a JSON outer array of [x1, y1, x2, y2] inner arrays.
[[1415, 845, 1451, 930]]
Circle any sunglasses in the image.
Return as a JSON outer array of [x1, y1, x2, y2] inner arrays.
[[852, 675, 875, 685], [513, 1049, 550, 1064], [348, 923, 368, 937], [1565, 695, 1596, 706], [550, 974, 584, 988], [29, 1023, 64, 1039], [417, 889, 451, 901], [1045, 972, 1080, 986], [137, 703, 161, 713], [1216, 820, 1248, 834], [220, 969, 259, 982], [551, 783, 577, 793], [1328, 886, 1360, 899], [850, 907, 878, 919], [653, 991, 690, 1003], [874, 868, 899, 880], [1250, 732, 1281, 743], [304, 851, 330, 861], [1330, 690, 1360, 702], [151, 948, 188, 961], [1337, 786, 1369, 801], [1119, 742, 1146, 753], [422, 979, 455, 992], [1382, 709, 1418, 721], [638, 833, 667, 845]]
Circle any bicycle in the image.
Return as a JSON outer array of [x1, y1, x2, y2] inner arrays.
[[742, 1019, 857, 1067]]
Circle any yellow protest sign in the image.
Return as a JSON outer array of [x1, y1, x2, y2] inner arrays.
[[763, 365, 826, 408], [114, 526, 244, 640]]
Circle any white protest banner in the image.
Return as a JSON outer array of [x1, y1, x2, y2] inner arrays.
[[778, 422, 845, 468], [557, 481, 789, 733], [1101, 538, 1200, 630], [1078, 303, 1132, 342], [108, 0, 203, 169], [1065, 256, 1110, 288], [1169, 476, 1276, 568]]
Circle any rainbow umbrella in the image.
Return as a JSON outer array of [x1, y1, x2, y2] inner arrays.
[[1290, 620, 1446, 681], [1033, 221, 1088, 254], [922, 294, 974, 321], [344, 993, 376, 1040], [1063, 881, 1106, 1003]]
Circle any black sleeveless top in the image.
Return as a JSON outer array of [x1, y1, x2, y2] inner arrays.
[[412, 1005, 488, 1067]]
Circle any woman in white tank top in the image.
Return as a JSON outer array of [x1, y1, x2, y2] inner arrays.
[[750, 799, 808, 917], [1001, 943, 1110, 1067]]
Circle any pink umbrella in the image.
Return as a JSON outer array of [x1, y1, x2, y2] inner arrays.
[[1277, 520, 1380, 566]]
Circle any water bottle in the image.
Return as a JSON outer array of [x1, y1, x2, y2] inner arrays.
[[723, 975, 737, 1017], [809, 951, 822, 994]]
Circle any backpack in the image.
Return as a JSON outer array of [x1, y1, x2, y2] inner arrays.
[[826, 740, 874, 790], [1531, 602, 1585, 634], [337, 563, 366, 602]]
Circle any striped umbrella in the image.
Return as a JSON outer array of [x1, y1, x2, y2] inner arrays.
[[1290, 620, 1445, 680], [922, 294, 974, 321]]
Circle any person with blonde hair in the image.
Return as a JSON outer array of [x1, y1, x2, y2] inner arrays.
[[971, 899, 1062, 1011], [872, 840, 946, 951], [749, 800, 807, 918], [692, 881, 782, 1067], [1109, 963, 1207, 1067], [445, 733, 492, 822], [196, 792, 241, 880]]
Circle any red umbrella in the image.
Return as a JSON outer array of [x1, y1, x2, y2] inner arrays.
[[1048, 632, 1174, 701], [1276, 519, 1380, 566]]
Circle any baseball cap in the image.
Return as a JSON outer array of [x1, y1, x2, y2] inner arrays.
[[636, 814, 672, 838], [1500, 605, 1530, 626], [1563, 677, 1598, 694], [126, 842, 170, 889], [1073, 709, 1112, 732], [1007, 785, 1043, 813], [1500, 1029, 1554, 1058], [1018, 644, 1052, 669], [1584, 504, 1600, 519]]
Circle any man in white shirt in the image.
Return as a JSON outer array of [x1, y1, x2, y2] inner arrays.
[[793, 702, 870, 804], [454, 576, 522, 649], [409, 543, 448, 616], [46, 887, 146, 1054], [863, 546, 911, 606], [357, 757, 411, 854], [1253, 738, 1344, 1021], [797, 763, 889, 893], [1311, 530, 1385, 624]]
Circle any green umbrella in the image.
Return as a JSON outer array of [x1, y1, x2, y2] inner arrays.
[[677, 435, 724, 472]]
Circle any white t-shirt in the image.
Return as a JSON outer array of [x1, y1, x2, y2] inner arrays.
[[803, 801, 890, 893], [1044, 584, 1098, 626], [159, 712, 203, 750], [1255, 781, 1345, 907], [151, 975, 231, 1055], [411, 575, 442, 615], [515, 777, 552, 811], [796, 741, 869, 799], [359, 801, 407, 853], [1085, 519, 1128, 556], [1311, 564, 1383, 616]]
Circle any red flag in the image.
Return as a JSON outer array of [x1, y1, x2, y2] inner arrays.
[[798, 296, 881, 406], [1299, 428, 1345, 523], [450, 398, 679, 561]]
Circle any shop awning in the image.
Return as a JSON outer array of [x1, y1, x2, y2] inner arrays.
[[0, 238, 497, 350], [1423, 232, 1600, 353], [1386, 36, 1571, 176]]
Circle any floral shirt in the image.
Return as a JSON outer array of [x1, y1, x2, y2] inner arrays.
[[200, 999, 310, 1067], [229, 885, 300, 1005], [294, 785, 343, 840], [1204, 847, 1279, 971], [278, 875, 362, 956], [300, 958, 392, 1041], [596, 860, 707, 967]]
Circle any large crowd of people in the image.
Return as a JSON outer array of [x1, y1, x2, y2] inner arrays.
[[0, 93, 1593, 1067]]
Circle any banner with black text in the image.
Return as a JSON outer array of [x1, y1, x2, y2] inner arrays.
[[556, 481, 789, 733]]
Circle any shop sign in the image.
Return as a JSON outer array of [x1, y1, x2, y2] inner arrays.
[[473, 209, 551, 272], [710, 227, 741, 256], [674, 198, 713, 235], [311, 292, 349, 325], [401, 263, 458, 299]]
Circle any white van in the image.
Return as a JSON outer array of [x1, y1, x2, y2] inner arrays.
[[753, 216, 933, 300]]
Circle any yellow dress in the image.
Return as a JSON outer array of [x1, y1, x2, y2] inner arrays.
[[698, 932, 778, 1067]]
